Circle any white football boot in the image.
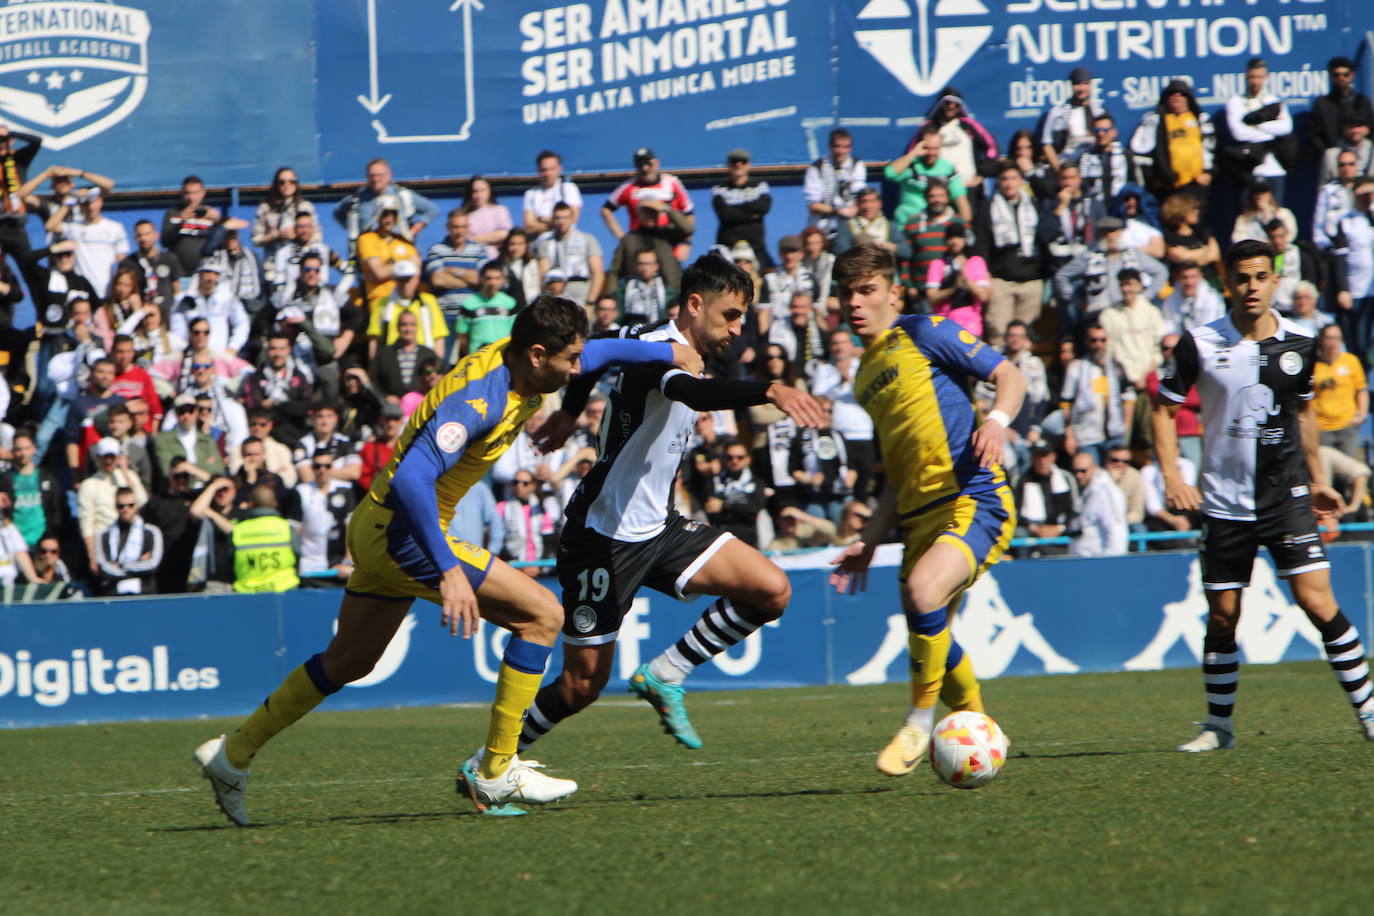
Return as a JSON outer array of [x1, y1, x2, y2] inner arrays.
[[193, 735, 250, 826], [465, 753, 578, 813], [1177, 724, 1235, 753]]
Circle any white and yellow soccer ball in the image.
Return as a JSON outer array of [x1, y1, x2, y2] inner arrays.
[[929, 710, 1008, 789]]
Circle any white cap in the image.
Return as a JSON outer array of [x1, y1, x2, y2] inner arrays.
[[392, 259, 419, 279], [94, 437, 120, 457]]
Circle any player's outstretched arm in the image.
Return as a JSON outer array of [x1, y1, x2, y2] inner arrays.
[[661, 374, 825, 427], [580, 337, 702, 376], [830, 485, 898, 595], [971, 360, 1027, 469], [1300, 398, 1346, 519]]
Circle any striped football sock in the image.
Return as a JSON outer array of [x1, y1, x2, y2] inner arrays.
[[651, 598, 770, 686], [1318, 611, 1374, 716], [519, 680, 577, 752], [1202, 634, 1239, 734]]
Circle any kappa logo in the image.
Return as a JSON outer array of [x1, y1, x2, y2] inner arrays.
[[853, 0, 993, 98], [465, 397, 488, 419], [0, 1, 152, 150]]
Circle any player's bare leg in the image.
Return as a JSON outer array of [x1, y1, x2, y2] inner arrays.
[[1179, 588, 1242, 752], [630, 538, 792, 748], [876, 540, 976, 776], [1287, 568, 1374, 740]]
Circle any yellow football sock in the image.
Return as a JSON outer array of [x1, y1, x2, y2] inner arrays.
[[940, 652, 984, 713], [479, 662, 543, 779], [909, 628, 951, 710], [225, 664, 328, 769]]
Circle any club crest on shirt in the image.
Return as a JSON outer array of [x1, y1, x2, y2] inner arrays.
[[1279, 351, 1303, 376], [572, 605, 597, 633], [436, 421, 467, 453]]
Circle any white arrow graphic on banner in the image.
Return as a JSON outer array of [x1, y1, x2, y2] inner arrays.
[[360, 0, 481, 144]]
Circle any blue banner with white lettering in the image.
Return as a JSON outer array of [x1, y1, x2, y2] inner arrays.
[[5, 544, 1371, 728], [0, 1, 1360, 190]]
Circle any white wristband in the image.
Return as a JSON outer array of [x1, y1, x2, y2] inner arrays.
[[985, 409, 1011, 428]]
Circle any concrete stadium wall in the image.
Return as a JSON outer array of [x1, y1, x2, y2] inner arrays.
[[4, 543, 1369, 728]]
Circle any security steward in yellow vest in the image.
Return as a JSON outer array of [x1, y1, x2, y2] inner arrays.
[[232, 486, 301, 593]]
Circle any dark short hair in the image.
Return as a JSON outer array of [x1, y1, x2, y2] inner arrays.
[[828, 128, 852, 144], [1330, 56, 1356, 72], [552, 201, 573, 215], [1246, 56, 1267, 70], [107, 404, 131, 421], [834, 243, 896, 290], [112, 334, 133, 349], [996, 160, 1025, 178], [92, 357, 114, 370], [679, 251, 755, 309], [1263, 218, 1287, 234], [536, 149, 560, 165], [481, 261, 506, 276], [508, 295, 588, 356], [1006, 319, 1030, 335], [1224, 239, 1276, 274], [134, 219, 155, 231], [309, 399, 339, 416], [916, 123, 940, 141], [247, 407, 273, 422], [1092, 112, 1115, 124], [267, 333, 291, 345], [115, 487, 135, 500], [1173, 260, 1202, 275], [1117, 268, 1141, 285], [182, 175, 204, 187]]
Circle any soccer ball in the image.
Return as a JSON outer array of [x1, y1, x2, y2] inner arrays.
[[929, 710, 1008, 789]]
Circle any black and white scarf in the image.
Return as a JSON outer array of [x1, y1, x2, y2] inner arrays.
[[990, 189, 1039, 258], [99, 517, 153, 595], [622, 277, 668, 323]]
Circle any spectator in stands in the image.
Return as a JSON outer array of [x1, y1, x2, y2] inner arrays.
[[1288, 282, 1333, 335], [1314, 323, 1367, 460], [33, 294, 100, 461], [1041, 67, 1105, 170], [926, 222, 989, 338], [253, 167, 318, 266], [1105, 445, 1145, 533], [1069, 451, 1128, 557], [423, 206, 483, 324], [1161, 192, 1222, 289], [212, 229, 263, 316], [706, 444, 766, 547], [537, 201, 604, 308], [1145, 334, 1203, 468], [26, 240, 98, 402], [812, 328, 875, 500], [712, 147, 770, 266], [29, 536, 70, 587], [1015, 445, 1076, 556], [1142, 454, 1201, 535], [20, 162, 113, 241], [773, 294, 826, 378], [602, 147, 694, 260], [1318, 116, 1373, 186], [0, 508, 35, 588], [120, 219, 182, 310], [79, 437, 147, 575], [497, 470, 557, 576], [992, 319, 1050, 437], [1045, 163, 1096, 275], [1232, 181, 1297, 244], [371, 311, 436, 402], [801, 227, 837, 317], [1310, 56, 1373, 154], [229, 484, 300, 594], [293, 401, 360, 483], [1315, 149, 1364, 247], [181, 360, 248, 452], [229, 436, 293, 515], [975, 162, 1055, 348], [1222, 57, 1293, 200], [494, 229, 541, 310], [366, 259, 447, 361], [58, 190, 126, 299], [1098, 269, 1167, 390], [170, 261, 250, 358], [0, 125, 41, 294], [186, 477, 240, 593], [899, 181, 958, 301], [65, 356, 121, 477], [886, 124, 972, 229], [833, 500, 870, 547], [1322, 445, 1371, 522], [522, 149, 582, 236], [448, 477, 504, 556], [243, 334, 313, 441], [269, 212, 333, 299], [760, 235, 818, 341], [836, 186, 901, 255], [126, 298, 184, 375], [1161, 262, 1225, 336], [1131, 80, 1215, 207], [619, 248, 674, 327], [686, 412, 732, 509], [357, 402, 403, 492], [1007, 128, 1058, 200], [1267, 220, 1323, 314], [333, 157, 435, 251], [1077, 113, 1136, 209], [152, 394, 225, 489], [295, 450, 356, 581], [0, 430, 61, 548], [160, 175, 221, 274], [461, 175, 512, 261], [455, 262, 518, 359], [357, 195, 421, 305], [109, 334, 160, 424], [788, 398, 855, 524], [766, 505, 837, 553], [99, 404, 152, 489], [142, 459, 196, 590], [94, 486, 162, 595], [94, 268, 141, 349], [914, 88, 997, 207], [804, 128, 866, 240], [1112, 186, 1166, 258], [1328, 178, 1374, 359], [591, 295, 620, 335], [229, 410, 296, 488], [1062, 323, 1135, 461], [339, 365, 385, 440]]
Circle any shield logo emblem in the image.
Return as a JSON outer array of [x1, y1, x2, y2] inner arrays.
[[853, 0, 993, 98], [0, 1, 151, 150]]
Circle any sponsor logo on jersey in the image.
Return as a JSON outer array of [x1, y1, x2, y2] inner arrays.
[[436, 421, 468, 453], [858, 366, 899, 407], [572, 605, 597, 634], [0, 1, 152, 150]]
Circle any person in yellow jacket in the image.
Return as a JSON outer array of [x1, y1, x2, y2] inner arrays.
[[231, 485, 300, 593]]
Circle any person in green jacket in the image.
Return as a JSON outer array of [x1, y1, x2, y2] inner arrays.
[[884, 124, 973, 230]]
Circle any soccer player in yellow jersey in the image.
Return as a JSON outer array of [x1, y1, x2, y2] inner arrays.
[[193, 296, 700, 824], [829, 244, 1026, 776]]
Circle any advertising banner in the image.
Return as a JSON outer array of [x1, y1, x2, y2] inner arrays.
[[5, 544, 1368, 728], [0, 1, 1360, 190]]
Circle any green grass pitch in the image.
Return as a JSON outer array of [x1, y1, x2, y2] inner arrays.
[[4, 661, 1374, 915]]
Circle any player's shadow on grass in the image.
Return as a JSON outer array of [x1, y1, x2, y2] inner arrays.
[[578, 785, 901, 806], [1013, 749, 1154, 760]]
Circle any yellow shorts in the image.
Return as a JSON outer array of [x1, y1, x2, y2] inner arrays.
[[344, 495, 493, 603], [899, 485, 1017, 583]]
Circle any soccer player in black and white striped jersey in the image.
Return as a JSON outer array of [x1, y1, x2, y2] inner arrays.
[[1154, 239, 1374, 751]]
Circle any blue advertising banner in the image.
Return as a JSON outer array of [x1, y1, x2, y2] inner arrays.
[[0, 1, 1361, 190], [5, 544, 1370, 728]]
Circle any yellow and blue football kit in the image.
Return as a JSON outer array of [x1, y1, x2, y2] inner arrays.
[[856, 314, 1017, 718]]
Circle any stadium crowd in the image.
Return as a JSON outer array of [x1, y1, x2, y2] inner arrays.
[[0, 54, 1371, 596]]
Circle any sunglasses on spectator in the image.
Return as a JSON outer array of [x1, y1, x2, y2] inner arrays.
[[278, 177, 298, 185], [250, 421, 271, 429], [514, 479, 535, 486], [312, 462, 332, 471], [1088, 335, 1108, 344], [116, 501, 137, 509], [1092, 127, 1113, 133], [190, 327, 209, 335], [727, 453, 748, 461], [38, 547, 59, 554], [1107, 456, 1130, 465], [192, 362, 213, 369], [1072, 467, 1091, 475], [301, 266, 321, 273]]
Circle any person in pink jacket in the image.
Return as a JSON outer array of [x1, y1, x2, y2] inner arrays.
[[925, 224, 991, 339]]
